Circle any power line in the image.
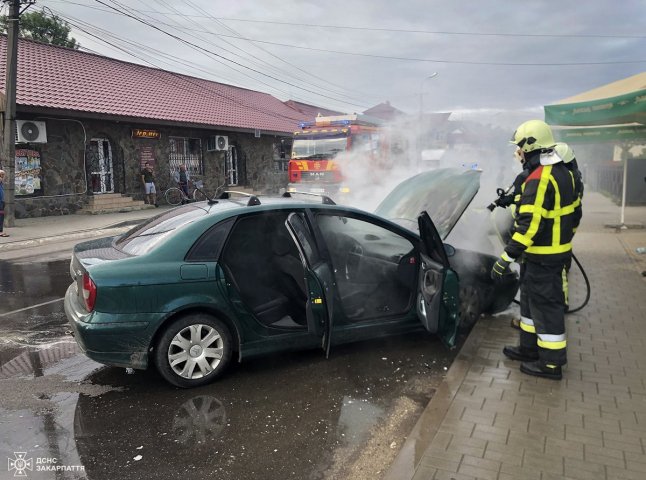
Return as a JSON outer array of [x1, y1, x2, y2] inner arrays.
[[45, 8, 314, 126], [200, 37, 646, 66], [117, 0, 303, 100], [43, 0, 646, 40], [93, 0, 371, 108], [181, 0, 376, 103], [48, 0, 646, 67]]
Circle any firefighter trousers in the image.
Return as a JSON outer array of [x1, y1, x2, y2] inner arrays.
[[518, 258, 569, 366]]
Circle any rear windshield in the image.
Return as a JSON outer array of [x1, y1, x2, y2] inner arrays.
[[115, 205, 209, 256]]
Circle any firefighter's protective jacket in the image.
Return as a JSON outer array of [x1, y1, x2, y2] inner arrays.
[[505, 161, 579, 262]]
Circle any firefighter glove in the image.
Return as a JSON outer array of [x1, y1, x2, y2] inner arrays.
[[496, 194, 515, 208], [491, 252, 514, 282]]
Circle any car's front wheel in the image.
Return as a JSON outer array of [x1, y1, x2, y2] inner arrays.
[[155, 314, 233, 388]]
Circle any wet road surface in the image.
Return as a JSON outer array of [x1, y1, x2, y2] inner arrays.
[[0, 258, 459, 480]]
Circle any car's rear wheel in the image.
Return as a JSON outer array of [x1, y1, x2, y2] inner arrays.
[[458, 285, 482, 332], [155, 314, 233, 388]]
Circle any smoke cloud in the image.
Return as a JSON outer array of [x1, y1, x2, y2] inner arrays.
[[328, 112, 529, 256]]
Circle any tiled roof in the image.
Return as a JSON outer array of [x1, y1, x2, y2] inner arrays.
[[363, 101, 405, 121], [283, 100, 345, 120], [0, 35, 312, 134]]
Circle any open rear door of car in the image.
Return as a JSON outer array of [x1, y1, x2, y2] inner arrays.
[[416, 212, 460, 348], [285, 212, 336, 357]]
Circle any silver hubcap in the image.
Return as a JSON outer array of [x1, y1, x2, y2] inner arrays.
[[168, 324, 224, 379]]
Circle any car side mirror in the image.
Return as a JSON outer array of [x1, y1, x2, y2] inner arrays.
[[443, 244, 456, 257]]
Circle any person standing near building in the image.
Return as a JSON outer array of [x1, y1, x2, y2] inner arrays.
[[491, 120, 580, 380], [0, 169, 7, 237], [140, 161, 158, 207], [177, 164, 190, 202]]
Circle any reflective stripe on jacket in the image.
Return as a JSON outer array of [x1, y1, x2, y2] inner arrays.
[[505, 163, 577, 262]]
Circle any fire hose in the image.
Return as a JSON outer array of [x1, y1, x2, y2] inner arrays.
[[488, 186, 590, 314]]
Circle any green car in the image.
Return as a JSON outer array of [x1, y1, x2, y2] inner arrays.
[[64, 169, 518, 387]]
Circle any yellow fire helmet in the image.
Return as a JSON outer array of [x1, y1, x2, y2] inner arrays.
[[510, 119, 556, 153]]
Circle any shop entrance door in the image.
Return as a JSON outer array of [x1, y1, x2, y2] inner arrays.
[[88, 138, 114, 193], [226, 146, 239, 186]]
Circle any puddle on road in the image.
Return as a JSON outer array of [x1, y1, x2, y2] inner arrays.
[[0, 259, 70, 315]]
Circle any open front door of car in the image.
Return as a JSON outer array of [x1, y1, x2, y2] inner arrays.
[[416, 212, 460, 348], [285, 212, 336, 358]]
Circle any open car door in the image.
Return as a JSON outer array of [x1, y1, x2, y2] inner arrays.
[[285, 212, 336, 357], [416, 211, 460, 347]]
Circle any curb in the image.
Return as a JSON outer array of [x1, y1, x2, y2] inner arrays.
[[384, 317, 488, 480], [0, 226, 132, 252]]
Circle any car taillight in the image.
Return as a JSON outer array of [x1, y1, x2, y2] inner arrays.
[[82, 273, 97, 312]]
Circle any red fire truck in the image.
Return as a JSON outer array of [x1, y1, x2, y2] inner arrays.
[[287, 114, 390, 197]]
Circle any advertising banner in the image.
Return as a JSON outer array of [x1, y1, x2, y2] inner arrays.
[[15, 149, 42, 196]]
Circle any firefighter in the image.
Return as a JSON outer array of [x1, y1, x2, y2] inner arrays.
[[491, 120, 580, 380], [507, 141, 584, 329]]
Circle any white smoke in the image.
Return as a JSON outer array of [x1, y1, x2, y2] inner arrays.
[[329, 110, 531, 255]]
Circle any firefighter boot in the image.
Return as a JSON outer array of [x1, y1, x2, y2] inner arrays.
[[503, 345, 539, 362], [520, 361, 562, 380]]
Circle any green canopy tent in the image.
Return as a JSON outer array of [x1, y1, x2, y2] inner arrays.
[[544, 72, 646, 226]]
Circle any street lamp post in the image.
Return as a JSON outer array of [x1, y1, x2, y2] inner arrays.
[[419, 72, 438, 117], [417, 72, 438, 170]]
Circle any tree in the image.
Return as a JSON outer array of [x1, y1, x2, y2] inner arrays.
[[1, 8, 79, 49]]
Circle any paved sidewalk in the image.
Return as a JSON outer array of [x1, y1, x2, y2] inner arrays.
[[0, 207, 171, 257], [386, 192, 646, 480]]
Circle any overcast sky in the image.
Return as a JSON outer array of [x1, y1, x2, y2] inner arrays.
[[33, 0, 646, 120]]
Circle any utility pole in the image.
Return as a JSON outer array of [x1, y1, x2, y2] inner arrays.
[[1, 0, 27, 227], [417, 72, 438, 172]]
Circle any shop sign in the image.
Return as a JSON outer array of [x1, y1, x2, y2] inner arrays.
[[132, 129, 160, 139]]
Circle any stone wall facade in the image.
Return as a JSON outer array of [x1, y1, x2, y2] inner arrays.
[[13, 115, 292, 218]]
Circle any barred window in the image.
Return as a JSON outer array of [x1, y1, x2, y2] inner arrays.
[[169, 137, 203, 181]]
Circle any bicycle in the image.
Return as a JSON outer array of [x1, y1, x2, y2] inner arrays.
[[164, 180, 208, 206]]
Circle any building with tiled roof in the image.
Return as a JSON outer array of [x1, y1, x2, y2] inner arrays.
[[0, 36, 330, 218], [0, 35, 309, 134]]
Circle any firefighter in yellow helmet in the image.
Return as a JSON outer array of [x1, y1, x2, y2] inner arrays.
[[491, 120, 580, 380]]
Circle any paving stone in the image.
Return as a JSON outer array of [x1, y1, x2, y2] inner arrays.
[[460, 454, 501, 475], [499, 462, 541, 480], [480, 398, 518, 415], [563, 457, 606, 479], [430, 469, 477, 480], [461, 407, 496, 427], [522, 451, 564, 477], [606, 466, 646, 480], [457, 463, 498, 480], [544, 437, 584, 461], [471, 424, 509, 444], [419, 454, 461, 473], [438, 419, 475, 437]]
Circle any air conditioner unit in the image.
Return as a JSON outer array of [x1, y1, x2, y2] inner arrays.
[[16, 120, 48, 143], [207, 135, 228, 152]]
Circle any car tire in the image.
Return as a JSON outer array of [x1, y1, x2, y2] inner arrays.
[[458, 285, 482, 333], [155, 314, 233, 388]]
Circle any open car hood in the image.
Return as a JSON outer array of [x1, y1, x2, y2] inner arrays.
[[375, 168, 481, 239]]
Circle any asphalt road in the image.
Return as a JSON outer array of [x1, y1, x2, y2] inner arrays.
[[0, 255, 459, 480]]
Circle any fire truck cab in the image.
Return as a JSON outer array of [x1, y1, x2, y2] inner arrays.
[[287, 114, 387, 197]]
